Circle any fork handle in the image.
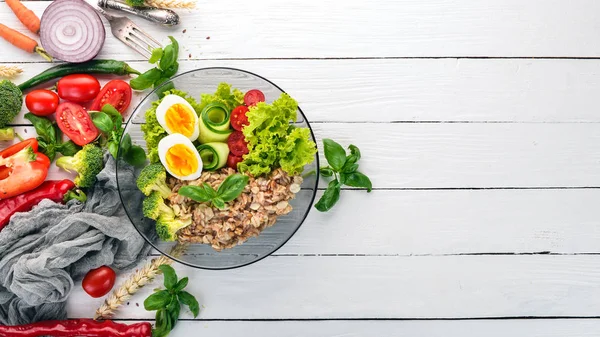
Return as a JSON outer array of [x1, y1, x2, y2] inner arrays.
[[98, 0, 179, 26]]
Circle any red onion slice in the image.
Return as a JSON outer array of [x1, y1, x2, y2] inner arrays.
[[40, 0, 106, 63]]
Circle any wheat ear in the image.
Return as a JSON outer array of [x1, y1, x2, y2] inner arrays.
[[144, 0, 196, 8], [0, 65, 23, 79]]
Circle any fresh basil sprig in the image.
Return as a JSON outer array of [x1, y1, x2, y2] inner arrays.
[[315, 139, 372, 212], [178, 174, 249, 209], [130, 36, 179, 93], [24, 113, 80, 162], [144, 265, 199, 337]]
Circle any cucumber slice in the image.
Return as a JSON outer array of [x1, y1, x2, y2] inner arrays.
[[198, 102, 232, 143], [196, 142, 230, 170]]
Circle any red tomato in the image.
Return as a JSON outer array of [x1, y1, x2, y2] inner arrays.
[[82, 266, 116, 298], [25, 90, 59, 116], [227, 131, 249, 156], [89, 80, 132, 114], [230, 105, 249, 131], [243, 89, 265, 107], [226, 154, 243, 170], [57, 74, 101, 103], [56, 102, 99, 146]]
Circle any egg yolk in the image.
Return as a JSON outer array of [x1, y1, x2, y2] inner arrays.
[[165, 104, 196, 137], [166, 144, 198, 177]]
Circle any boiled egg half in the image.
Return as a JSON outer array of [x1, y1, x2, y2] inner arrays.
[[158, 133, 203, 180], [155, 95, 200, 141]]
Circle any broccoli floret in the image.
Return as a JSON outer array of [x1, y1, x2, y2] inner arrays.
[[155, 211, 192, 242], [136, 163, 172, 198], [56, 144, 104, 188], [0, 80, 22, 128], [142, 191, 175, 220], [0, 128, 14, 141]]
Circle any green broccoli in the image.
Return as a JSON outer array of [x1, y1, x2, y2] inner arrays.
[[136, 163, 172, 198], [56, 144, 104, 188], [0, 80, 22, 129], [155, 211, 192, 242], [142, 191, 174, 220]]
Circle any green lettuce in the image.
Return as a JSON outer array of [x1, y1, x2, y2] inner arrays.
[[197, 82, 244, 114], [141, 89, 201, 163], [240, 93, 316, 176]]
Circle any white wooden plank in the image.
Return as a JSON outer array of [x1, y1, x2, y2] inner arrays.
[[107, 320, 600, 337], [9, 59, 600, 124], [3, 0, 600, 61], [66, 255, 600, 319]]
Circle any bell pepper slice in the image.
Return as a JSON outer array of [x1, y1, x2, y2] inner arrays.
[[0, 143, 50, 199]]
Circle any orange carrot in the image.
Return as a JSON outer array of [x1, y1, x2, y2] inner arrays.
[[5, 0, 40, 34], [0, 24, 51, 61]]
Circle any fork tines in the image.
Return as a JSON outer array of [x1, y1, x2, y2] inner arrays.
[[122, 22, 162, 58]]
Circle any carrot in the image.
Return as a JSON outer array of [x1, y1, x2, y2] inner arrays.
[[5, 0, 40, 34], [0, 24, 51, 61]]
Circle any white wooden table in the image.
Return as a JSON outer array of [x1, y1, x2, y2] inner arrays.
[[2, 0, 600, 335]]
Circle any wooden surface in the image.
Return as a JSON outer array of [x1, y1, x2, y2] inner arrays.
[[2, 0, 600, 335]]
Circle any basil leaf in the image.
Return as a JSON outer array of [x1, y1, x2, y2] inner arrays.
[[212, 197, 225, 209], [162, 61, 179, 78], [338, 172, 347, 185], [24, 113, 56, 144], [314, 180, 341, 212], [38, 140, 56, 162], [158, 264, 177, 289], [159, 45, 176, 71], [101, 104, 123, 127], [217, 174, 249, 202], [178, 291, 200, 318], [108, 141, 119, 159], [121, 133, 132, 154], [90, 112, 114, 134], [130, 68, 163, 90], [168, 35, 179, 60], [341, 162, 358, 174], [149, 47, 163, 64], [202, 183, 217, 199], [144, 290, 171, 310], [57, 140, 81, 156], [319, 167, 334, 177], [173, 277, 189, 292], [344, 171, 372, 192], [348, 144, 361, 161], [178, 185, 213, 202], [323, 138, 346, 171], [156, 82, 175, 99], [153, 309, 171, 337], [168, 301, 180, 329], [124, 145, 147, 167]]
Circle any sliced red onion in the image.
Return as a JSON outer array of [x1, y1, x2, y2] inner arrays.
[[40, 0, 106, 63]]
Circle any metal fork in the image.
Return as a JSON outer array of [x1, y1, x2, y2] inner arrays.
[[96, 7, 162, 59]]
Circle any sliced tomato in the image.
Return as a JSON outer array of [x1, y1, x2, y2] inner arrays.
[[26, 90, 59, 116], [89, 80, 132, 114], [57, 74, 101, 103], [56, 102, 99, 146], [226, 154, 243, 170], [243, 89, 265, 107], [227, 131, 249, 156], [230, 105, 249, 131]]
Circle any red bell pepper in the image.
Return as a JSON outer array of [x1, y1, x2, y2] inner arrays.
[[0, 179, 76, 231], [0, 138, 50, 199], [0, 319, 152, 337]]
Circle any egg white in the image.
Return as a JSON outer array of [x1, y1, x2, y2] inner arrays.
[[158, 133, 203, 180], [155, 95, 200, 141]]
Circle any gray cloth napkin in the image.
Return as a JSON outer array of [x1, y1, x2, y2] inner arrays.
[[0, 155, 150, 325]]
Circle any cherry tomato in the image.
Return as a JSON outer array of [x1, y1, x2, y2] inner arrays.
[[25, 90, 59, 116], [56, 102, 99, 146], [230, 105, 249, 131], [82, 266, 116, 298], [227, 131, 249, 156], [243, 89, 265, 107], [227, 154, 243, 170], [89, 80, 132, 114], [57, 74, 101, 103]]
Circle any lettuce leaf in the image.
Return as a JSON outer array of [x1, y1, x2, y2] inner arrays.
[[240, 93, 316, 176], [197, 82, 244, 114], [141, 89, 201, 163]]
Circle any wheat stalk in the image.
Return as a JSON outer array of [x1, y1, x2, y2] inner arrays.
[[94, 243, 187, 320], [0, 65, 23, 79], [144, 0, 196, 8]]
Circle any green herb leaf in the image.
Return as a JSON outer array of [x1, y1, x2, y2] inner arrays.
[[56, 140, 81, 156], [202, 183, 217, 199], [101, 104, 123, 126], [323, 138, 346, 171], [167, 301, 180, 329], [168, 36, 179, 59], [314, 180, 341, 212], [124, 145, 147, 167], [178, 185, 213, 202], [319, 167, 334, 177], [158, 264, 177, 289], [162, 62, 179, 78], [344, 171, 372, 192], [173, 277, 189, 292], [341, 163, 359, 174], [156, 82, 176, 99], [121, 133, 132, 154], [130, 68, 163, 90], [149, 47, 163, 64], [144, 290, 171, 310], [178, 291, 200, 318], [159, 45, 176, 71], [348, 144, 361, 160], [108, 142, 119, 159], [37, 140, 56, 162], [153, 309, 171, 337], [24, 113, 56, 147], [90, 112, 114, 134], [216, 174, 249, 202], [212, 197, 225, 209]]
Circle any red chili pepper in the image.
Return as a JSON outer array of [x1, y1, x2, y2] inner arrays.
[[0, 319, 152, 337], [0, 179, 76, 231], [0, 139, 50, 200]]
